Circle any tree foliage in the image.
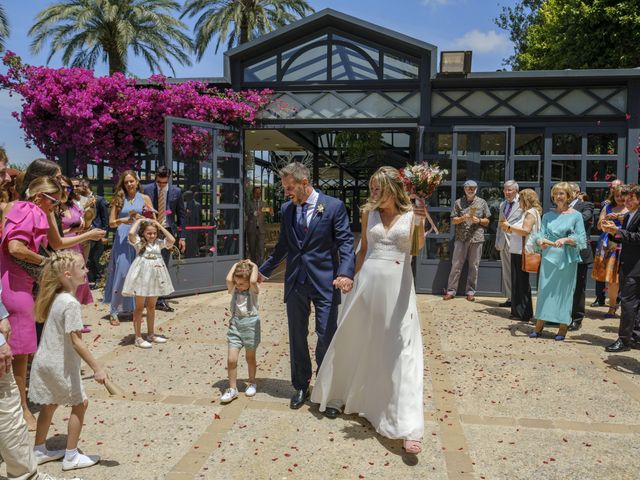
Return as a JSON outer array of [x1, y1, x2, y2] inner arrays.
[[181, 0, 314, 60], [494, 0, 544, 69], [0, 52, 272, 173], [29, 0, 193, 75], [496, 0, 640, 70]]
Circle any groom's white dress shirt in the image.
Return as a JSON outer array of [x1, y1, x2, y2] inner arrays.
[[297, 189, 319, 227]]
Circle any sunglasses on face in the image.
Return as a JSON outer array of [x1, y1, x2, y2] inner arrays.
[[41, 193, 60, 206]]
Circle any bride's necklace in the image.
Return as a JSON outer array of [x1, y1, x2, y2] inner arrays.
[[126, 192, 136, 205]]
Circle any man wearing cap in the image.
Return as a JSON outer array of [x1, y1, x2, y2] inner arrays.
[[444, 180, 491, 301]]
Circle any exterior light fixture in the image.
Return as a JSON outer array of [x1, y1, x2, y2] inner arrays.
[[440, 51, 472, 75]]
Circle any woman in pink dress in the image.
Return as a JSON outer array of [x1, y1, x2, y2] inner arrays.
[[1, 175, 105, 429], [59, 176, 93, 305]]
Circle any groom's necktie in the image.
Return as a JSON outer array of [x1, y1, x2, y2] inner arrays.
[[294, 202, 308, 242], [294, 202, 308, 284]]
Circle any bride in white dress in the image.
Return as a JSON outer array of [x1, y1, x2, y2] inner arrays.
[[310, 166, 426, 454]]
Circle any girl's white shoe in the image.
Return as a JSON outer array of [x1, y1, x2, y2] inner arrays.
[[220, 388, 238, 403], [245, 383, 257, 397], [62, 453, 100, 470], [135, 337, 152, 349]]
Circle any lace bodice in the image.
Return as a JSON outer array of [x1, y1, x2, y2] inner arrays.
[[366, 210, 413, 261]]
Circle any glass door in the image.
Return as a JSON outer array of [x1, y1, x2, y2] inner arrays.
[[164, 117, 243, 294], [451, 126, 514, 261]]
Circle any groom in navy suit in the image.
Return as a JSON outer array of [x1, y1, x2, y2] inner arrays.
[[259, 162, 355, 410]]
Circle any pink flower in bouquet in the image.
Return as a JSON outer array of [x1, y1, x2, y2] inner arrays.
[[165, 209, 172, 215]]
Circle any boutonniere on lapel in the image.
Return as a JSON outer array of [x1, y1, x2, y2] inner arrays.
[[316, 203, 325, 216]]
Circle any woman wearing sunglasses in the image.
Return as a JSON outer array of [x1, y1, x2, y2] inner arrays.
[[58, 176, 93, 307], [0, 175, 105, 430]]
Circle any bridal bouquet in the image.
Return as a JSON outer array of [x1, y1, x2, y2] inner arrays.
[[399, 162, 448, 256]]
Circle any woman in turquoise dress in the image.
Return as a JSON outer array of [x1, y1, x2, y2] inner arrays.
[[529, 182, 587, 341], [103, 170, 154, 325]]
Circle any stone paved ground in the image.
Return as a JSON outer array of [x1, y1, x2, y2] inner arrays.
[[6, 285, 640, 480]]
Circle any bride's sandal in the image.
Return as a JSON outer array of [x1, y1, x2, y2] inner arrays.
[[402, 440, 422, 454]]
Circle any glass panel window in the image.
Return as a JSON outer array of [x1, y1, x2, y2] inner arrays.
[[423, 238, 452, 260], [587, 160, 617, 182], [551, 160, 581, 181], [427, 186, 452, 208], [282, 45, 328, 81], [244, 56, 277, 82], [425, 133, 453, 155], [216, 233, 240, 256], [332, 44, 378, 80], [383, 53, 419, 80], [587, 133, 618, 155], [514, 160, 542, 182], [428, 211, 452, 233], [281, 34, 328, 64], [480, 133, 506, 156], [515, 132, 543, 155], [333, 34, 379, 65], [552, 133, 581, 154], [479, 161, 505, 182], [170, 124, 217, 259], [216, 183, 241, 205], [216, 129, 241, 154], [216, 209, 240, 230], [216, 156, 240, 178]]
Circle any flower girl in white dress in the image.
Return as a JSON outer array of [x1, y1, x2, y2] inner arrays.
[[311, 166, 426, 454], [122, 218, 175, 348]]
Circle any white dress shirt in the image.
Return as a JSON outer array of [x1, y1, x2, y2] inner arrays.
[[297, 189, 319, 227]]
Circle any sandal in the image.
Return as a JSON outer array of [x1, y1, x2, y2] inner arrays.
[[109, 315, 120, 326], [402, 439, 422, 454]]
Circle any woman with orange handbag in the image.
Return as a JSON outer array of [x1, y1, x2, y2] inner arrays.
[[501, 189, 542, 322]]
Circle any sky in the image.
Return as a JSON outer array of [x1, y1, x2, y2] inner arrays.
[[0, 0, 519, 166]]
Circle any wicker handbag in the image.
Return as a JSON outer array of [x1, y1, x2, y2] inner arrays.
[[521, 236, 541, 273]]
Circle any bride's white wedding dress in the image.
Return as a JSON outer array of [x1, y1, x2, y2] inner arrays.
[[311, 209, 424, 440]]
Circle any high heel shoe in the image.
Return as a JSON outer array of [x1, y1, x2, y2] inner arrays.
[[605, 305, 618, 319]]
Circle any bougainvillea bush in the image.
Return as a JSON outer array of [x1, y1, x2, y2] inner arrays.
[[0, 52, 272, 172]]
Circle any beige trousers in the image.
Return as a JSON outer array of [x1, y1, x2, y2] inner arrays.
[[446, 240, 483, 296], [0, 371, 38, 479]]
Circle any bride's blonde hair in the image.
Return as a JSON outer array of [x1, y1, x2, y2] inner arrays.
[[361, 166, 412, 213], [34, 250, 83, 323]]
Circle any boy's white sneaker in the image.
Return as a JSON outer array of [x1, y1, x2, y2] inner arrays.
[[245, 383, 257, 397], [220, 388, 238, 403], [62, 453, 100, 471], [34, 447, 65, 465], [148, 335, 167, 344]]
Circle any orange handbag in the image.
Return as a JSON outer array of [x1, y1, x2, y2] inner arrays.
[[521, 236, 541, 273]]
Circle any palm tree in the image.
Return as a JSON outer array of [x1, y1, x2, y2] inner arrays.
[[0, 3, 10, 52], [182, 0, 314, 60], [29, 0, 193, 75]]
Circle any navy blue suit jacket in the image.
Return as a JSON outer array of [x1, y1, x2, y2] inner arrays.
[[259, 193, 355, 303], [143, 183, 187, 238]]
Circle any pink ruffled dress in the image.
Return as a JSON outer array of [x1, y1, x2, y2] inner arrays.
[[61, 202, 93, 304], [0, 201, 49, 355]]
